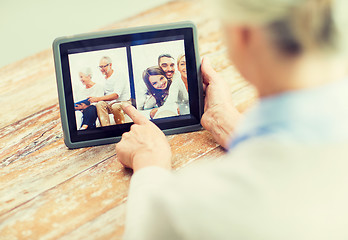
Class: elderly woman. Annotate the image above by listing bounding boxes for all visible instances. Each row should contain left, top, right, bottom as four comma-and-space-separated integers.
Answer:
74, 67, 103, 130
117, 0, 348, 239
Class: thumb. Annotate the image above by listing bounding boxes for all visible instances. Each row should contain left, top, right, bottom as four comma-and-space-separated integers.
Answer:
201, 57, 218, 85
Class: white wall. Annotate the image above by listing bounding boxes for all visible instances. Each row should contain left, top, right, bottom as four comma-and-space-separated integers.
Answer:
0, 0, 169, 68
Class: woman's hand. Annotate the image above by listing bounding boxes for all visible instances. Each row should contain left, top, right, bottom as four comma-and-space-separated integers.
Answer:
88, 96, 101, 103
201, 57, 242, 149
116, 103, 172, 172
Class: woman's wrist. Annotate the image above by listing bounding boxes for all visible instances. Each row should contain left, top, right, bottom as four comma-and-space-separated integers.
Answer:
132, 151, 172, 172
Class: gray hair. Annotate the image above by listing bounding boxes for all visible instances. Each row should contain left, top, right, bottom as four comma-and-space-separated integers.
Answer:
79, 67, 93, 78
213, 0, 348, 55
100, 56, 112, 64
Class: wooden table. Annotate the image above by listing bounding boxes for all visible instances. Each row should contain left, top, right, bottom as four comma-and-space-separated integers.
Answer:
0, 0, 257, 238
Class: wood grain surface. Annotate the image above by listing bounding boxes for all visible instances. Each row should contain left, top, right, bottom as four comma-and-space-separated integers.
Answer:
0, 0, 257, 239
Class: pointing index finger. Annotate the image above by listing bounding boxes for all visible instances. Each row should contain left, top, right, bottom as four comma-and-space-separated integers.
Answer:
122, 103, 149, 125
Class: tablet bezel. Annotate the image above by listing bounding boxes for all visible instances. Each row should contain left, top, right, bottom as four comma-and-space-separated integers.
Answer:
53, 21, 203, 149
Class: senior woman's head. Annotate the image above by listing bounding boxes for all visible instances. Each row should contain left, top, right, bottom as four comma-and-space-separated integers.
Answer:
213, 0, 348, 96
78, 67, 93, 87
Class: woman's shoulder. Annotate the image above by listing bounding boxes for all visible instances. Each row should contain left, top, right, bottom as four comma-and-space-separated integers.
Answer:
144, 94, 157, 109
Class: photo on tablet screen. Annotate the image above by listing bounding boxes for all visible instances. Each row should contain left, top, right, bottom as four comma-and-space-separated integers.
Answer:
68, 47, 133, 131
131, 39, 190, 120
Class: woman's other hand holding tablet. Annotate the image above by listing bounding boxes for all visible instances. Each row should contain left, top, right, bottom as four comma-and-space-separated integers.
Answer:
201, 57, 242, 149
116, 103, 172, 172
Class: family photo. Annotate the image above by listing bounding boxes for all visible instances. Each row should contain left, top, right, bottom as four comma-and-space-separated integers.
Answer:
68, 47, 132, 130
131, 39, 190, 119
69, 40, 190, 131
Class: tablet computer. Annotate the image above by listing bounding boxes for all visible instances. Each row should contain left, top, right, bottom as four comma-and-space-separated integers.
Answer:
53, 21, 203, 149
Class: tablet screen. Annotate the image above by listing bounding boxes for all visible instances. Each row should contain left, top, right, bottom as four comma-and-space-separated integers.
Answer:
56, 25, 201, 145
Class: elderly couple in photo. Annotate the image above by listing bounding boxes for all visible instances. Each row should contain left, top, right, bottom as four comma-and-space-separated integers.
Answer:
141, 54, 189, 119
75, 56, 130, 130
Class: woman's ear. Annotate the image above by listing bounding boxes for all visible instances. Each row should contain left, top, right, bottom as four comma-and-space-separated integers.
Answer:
225, 25, 250, 49
224, 23, 276, 91
224, 24, 254, 79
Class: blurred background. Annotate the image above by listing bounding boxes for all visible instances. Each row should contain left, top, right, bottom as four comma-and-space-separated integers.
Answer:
0, 0, 170, 68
